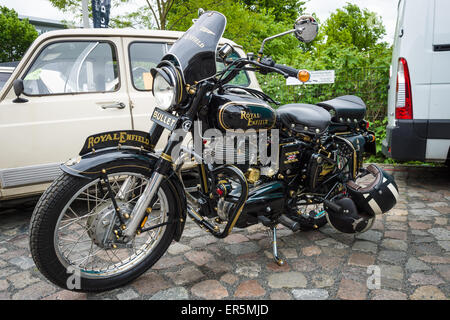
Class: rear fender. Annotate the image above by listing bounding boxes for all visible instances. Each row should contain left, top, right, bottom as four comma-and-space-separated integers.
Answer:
61, 147, 187, 241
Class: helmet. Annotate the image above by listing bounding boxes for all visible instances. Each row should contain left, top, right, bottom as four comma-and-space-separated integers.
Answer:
324, 164, 398, 234
325, 197, 374, 234
346, 164, 399, 217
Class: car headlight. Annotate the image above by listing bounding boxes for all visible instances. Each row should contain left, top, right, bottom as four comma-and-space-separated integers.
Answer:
153, 69, 176, 110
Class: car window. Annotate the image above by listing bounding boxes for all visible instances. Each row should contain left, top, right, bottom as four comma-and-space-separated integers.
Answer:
166, 43, 250, 87
23, 41, 119, 95
0, 72, 11, 91
129, 42, 166, 91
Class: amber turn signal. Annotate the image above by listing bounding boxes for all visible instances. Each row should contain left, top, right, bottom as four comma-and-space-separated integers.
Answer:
297, 70, 310, 83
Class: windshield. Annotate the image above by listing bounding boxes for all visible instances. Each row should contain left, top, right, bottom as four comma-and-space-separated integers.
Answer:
162, 11, 226, 85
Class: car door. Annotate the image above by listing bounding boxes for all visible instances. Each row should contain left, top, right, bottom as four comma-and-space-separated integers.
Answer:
0, 37, 132, 191
121, 38, 170, 149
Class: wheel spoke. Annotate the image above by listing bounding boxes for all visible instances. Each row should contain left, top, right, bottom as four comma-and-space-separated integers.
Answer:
54, 172, 169, 278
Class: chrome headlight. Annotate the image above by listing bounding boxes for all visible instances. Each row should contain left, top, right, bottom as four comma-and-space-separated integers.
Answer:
153, 71, 175, 110
151, 64, 183, 110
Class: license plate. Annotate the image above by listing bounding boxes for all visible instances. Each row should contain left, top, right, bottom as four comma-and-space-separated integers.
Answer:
151, 108, 178, 131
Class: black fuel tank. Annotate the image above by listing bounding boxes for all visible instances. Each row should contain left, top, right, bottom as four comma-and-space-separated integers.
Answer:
208, 93, 276, 132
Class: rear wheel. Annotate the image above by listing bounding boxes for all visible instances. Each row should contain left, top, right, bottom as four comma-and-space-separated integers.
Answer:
29, 167, 179, 292
287, 202, 328, 231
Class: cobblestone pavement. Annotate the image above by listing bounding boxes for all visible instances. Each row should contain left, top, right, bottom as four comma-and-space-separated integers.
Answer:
0, 165, 449, 300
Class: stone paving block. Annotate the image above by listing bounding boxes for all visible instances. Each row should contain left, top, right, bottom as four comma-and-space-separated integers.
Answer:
234, 280, 266, 298
116, 289, 139, 300
191, 280, 228, 299
267, 272, 307, 289
410, 286, 447, 300
405, 257, 431, 271
166, 266, 205, 286
337, 279, 367, 300
371, 289, 407, 300
292, 289, 329, 300
348, 252, 376, 267
408, 273, 445, 286
378, 250, 407, 265
132, 272, 171, 296
150, 287, 189, 300
352, 240, 378, 253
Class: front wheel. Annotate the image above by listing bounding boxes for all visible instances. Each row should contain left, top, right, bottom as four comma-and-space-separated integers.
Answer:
29, 167, 179, 292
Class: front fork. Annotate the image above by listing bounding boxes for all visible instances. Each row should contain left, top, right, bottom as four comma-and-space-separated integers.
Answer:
122, 126, 186, 239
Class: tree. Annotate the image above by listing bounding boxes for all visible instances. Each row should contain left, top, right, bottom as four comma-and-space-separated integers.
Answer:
323, 3, 386, 50
0, 6, 38, 63
48, 0, 177, 29
167, 0, 304, 58
240, 0, 306, 23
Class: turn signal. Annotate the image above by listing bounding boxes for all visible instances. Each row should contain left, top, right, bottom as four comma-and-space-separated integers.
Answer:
297, 70, 310, 83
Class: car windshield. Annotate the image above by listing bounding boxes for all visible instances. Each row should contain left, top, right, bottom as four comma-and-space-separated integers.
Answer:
162, 11, 226, 85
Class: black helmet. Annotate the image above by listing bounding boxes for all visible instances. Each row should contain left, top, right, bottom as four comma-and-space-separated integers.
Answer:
325, 197, 374, 234
324, 164, 398, 234
346, 164, 399, 217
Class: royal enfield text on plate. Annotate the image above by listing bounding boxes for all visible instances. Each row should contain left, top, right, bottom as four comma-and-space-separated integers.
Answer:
151, 107, 179, 131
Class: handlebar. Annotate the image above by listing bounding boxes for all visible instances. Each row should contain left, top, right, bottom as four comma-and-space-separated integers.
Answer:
273, 64, 300, 78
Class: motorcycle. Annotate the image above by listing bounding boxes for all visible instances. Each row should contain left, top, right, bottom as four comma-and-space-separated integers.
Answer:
29, 11, 399, 292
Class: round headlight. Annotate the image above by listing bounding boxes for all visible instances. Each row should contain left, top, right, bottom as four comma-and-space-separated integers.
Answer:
153, 71, 176, 110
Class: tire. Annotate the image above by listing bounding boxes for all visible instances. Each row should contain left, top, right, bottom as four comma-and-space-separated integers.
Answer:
29, 166, 179, 292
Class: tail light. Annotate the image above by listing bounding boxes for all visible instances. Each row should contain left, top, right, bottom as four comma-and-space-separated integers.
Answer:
395, 57, 413, 119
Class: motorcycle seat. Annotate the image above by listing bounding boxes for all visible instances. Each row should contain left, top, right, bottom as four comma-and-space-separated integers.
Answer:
316, 95, 366, 124
277, 103, 331, 135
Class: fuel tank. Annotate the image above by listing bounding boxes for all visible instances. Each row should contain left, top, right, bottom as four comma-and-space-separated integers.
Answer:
207, 92, 277, 132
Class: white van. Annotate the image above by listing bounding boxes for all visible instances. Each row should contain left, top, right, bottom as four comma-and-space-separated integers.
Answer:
0, 29, 259, 203
382, 0, 450, 164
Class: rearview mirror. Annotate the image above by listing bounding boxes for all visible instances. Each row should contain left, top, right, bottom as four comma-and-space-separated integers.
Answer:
294, 15, 318, 43
12, 79, 28, 103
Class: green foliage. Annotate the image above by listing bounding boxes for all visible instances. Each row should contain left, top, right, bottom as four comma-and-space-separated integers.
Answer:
239, 0, 306, 23
0, 6, 38, 63
323, 3, 387, 50
167, 0, 303, 56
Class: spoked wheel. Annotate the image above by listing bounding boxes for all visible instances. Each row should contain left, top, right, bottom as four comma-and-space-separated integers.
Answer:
30, 167, 179, 292
288, 201, 328, 231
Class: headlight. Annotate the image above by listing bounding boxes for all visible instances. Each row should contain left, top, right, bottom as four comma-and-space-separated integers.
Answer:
153, 70, 176, 110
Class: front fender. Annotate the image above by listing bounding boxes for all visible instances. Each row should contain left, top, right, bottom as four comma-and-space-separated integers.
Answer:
61, 147, 187, 241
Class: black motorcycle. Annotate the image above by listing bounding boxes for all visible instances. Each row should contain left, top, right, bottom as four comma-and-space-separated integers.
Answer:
29, 11, 398, 292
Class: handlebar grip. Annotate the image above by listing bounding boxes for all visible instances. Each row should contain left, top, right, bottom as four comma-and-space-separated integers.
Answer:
273, 64, 299, 78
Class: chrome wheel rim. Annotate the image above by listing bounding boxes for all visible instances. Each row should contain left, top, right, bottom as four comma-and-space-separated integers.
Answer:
54, 172, 168, 279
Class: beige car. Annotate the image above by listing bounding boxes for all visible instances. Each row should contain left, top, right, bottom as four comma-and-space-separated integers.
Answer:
0, 29, 260, 203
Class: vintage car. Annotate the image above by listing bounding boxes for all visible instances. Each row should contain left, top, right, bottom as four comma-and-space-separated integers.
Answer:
0, 28, 259, 204
0, 66, 15, 91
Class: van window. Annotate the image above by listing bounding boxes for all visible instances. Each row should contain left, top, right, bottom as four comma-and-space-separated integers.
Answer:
23, 41, 119, 95
129, 42, 166, 91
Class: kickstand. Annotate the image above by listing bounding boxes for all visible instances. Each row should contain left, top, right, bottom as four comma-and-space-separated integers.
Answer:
269, 225, 284, 266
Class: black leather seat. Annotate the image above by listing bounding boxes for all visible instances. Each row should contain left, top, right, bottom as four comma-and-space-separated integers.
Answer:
277, 103, 331, 134
316, 95, 366, 124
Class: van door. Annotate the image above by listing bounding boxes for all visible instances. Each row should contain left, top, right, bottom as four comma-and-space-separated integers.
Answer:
427, 0, 450, 160
0, 37, 132, 192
